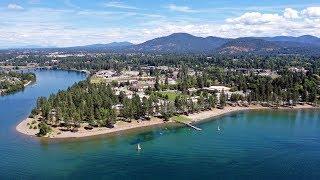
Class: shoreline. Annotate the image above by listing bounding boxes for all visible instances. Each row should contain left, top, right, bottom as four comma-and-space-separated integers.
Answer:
16, 104, 318, 139
24, 80, 33, 87
1, 80, 35, 96
16, 117, 166, 139
0, 65, 91, 75
188, 105, 268, 123
187, 105, 314, 123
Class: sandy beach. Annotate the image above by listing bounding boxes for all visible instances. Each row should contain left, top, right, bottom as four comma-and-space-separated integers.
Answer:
16, 104, 318, 139
16, 117, 165, 138
189, 104, 319, 122
188, 105, 268, 122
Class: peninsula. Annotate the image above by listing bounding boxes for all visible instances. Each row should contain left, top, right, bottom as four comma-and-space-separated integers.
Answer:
15, 65, 319, 138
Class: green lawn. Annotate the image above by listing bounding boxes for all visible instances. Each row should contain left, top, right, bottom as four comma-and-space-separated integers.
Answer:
171, 115, 191, 123
158, 91, 181, 101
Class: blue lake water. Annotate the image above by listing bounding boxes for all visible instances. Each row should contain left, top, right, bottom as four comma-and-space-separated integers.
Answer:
0, 70, 320, 179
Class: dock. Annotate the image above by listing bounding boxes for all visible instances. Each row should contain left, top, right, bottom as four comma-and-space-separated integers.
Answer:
178, 121, 202, 131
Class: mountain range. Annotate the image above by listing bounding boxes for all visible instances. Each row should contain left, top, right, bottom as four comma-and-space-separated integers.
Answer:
127, 33, 230, 53
125, 33, 320, 55
7, 33, 320, 55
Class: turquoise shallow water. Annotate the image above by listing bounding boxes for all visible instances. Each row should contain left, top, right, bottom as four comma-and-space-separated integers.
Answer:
0, 70, 320, 179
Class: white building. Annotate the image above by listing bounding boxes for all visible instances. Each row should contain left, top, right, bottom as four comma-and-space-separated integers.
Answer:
203, 86, 231, 93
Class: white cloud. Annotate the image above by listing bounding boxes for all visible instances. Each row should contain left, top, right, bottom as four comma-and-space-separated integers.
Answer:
226, 12, 284, 25
7, 3, 24, 10
301, 7, 320, 18
104, 1, 138, 10
167, 4, 198, 13
1, 5, 320, 48
284, 8, 299, 19
223, 9, 320, 38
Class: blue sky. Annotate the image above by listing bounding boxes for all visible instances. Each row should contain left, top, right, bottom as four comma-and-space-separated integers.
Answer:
1, 0, 320, 48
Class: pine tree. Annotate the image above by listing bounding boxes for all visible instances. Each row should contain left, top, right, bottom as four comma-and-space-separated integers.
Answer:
220, 90, 227, 108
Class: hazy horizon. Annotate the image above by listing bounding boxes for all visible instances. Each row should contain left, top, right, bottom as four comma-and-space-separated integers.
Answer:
2, 33, 320, 50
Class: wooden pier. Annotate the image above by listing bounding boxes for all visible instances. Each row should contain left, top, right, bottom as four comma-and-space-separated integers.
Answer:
179, 122, 202, 131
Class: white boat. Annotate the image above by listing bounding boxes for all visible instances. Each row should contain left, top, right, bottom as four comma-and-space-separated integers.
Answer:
218, 126, 220, 131
137, 143, 142, 150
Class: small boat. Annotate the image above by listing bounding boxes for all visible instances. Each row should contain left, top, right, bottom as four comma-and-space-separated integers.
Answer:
217, 126, 220, 131
137, 143, 142, 150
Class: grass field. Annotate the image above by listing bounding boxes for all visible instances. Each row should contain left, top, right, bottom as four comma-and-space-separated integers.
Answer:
171, 115, 191, 123
158, 91, 182, 101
